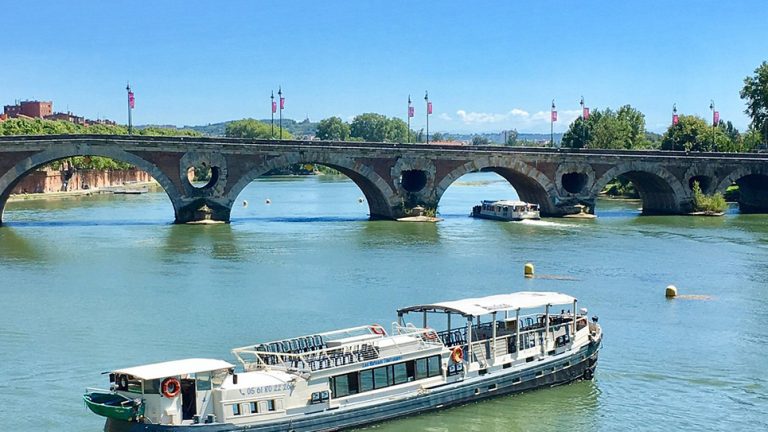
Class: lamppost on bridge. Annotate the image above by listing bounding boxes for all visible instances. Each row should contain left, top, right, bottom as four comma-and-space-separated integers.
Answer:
672, 103, 678, 126
550, 99, 557, 147
270, 91, 276, 138
425, 91, 432, 144
710, 100, 718, 151
126, 82, 134, 135
407, 95, 414, 143
278, 86, 284, 140
579, 96, 589, 148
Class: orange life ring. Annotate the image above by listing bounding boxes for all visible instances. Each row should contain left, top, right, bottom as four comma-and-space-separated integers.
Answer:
370, 325, 385, 336
451, 346, 463, 363
161, 377, 181, 398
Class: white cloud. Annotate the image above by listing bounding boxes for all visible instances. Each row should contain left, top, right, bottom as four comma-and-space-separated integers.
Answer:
454, 108, 582, 133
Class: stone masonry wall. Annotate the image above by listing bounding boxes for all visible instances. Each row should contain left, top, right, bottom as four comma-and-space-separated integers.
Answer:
12, 168, 153, 194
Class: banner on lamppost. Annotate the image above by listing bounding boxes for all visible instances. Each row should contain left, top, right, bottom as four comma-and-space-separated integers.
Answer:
582, 107, 590, 120
713, 111, 719, 125
408, 106, 414, 118
673, 114, 679, 125
128, 91, 135, 109
272, 100, 277, 114
427, 101, 432, 115
280, 96, 285, 110
551, 110, 557, 122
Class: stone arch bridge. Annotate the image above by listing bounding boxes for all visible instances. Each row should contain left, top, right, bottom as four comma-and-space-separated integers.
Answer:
1, 134, 767, 224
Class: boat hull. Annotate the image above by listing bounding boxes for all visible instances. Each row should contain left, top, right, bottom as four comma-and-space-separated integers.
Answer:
104, 340, 600, 432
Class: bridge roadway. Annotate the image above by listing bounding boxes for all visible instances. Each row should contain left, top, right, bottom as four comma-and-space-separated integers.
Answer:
1, 134, 768, 224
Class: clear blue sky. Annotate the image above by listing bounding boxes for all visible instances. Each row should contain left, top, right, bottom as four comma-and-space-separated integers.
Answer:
3, 1, 767, 134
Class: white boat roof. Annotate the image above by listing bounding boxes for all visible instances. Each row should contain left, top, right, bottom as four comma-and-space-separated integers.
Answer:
113, 358, 234, 380
397, 291, 576, 318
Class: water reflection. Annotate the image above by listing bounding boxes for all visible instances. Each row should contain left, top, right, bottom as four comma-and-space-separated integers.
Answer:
0, 227, 46, 263
360, 220, 441, 247
162, 224, 243, 261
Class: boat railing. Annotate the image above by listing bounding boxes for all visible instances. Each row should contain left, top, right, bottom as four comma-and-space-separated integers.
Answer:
233, 340, 381, 373
391, 323, 447, 348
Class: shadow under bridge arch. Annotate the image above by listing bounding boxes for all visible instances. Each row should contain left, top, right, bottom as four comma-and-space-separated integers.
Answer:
225, 153, 399, 220
0, 145, 182, 225
591, 163, 687, 214
434, 160, 557, 216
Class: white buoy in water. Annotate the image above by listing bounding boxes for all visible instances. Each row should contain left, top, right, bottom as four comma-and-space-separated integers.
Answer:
265, 198, 271, 205
358, 197, 364, 203
665, 285, 678, 298
243, 200, 248, 207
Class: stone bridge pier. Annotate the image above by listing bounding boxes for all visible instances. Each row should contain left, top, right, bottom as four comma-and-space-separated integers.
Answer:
2, 136, 768, 225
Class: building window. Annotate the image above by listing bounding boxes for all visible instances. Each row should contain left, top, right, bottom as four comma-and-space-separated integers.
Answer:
231, 404, 241, 416
249, 402, 258, 414
267, 400, 276, 411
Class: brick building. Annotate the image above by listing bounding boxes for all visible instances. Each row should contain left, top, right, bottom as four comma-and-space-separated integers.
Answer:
3, 100, 53, 118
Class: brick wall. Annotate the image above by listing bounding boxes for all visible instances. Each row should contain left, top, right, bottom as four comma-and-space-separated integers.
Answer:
12, 168, 153, 194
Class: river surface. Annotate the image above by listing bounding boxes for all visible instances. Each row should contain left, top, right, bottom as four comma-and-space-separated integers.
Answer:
1, 172, 766, 431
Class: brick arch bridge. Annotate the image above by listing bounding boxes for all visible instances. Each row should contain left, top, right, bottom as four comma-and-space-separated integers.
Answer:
1, 135, 767, 225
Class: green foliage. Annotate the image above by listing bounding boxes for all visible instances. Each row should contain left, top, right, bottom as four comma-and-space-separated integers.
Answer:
225, 118, 293, 139
471, 135, 491, 145
349, 113, 414, 143
316, 116, 350, 141
561, 105, 648, 149
660, 115, 729, 152
740, 61, 768, 146
505, 129, 519, 146
691, 180, 727, 213
602, 178, 638, 198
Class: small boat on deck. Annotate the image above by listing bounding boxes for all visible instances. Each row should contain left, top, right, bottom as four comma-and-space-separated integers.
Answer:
471, 200, 541, 221
85, 291, 602, 431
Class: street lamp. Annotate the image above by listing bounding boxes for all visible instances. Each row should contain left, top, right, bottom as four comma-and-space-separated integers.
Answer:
270, 91, 275, 138
407, 95, 413, 143
710, 100, 716, 151
278, 86, 284, 139
551, 99, 557, 147
424, 91, 430, 144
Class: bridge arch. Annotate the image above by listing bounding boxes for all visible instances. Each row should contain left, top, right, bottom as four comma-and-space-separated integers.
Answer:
434, 156, 558, 215
715, 166, 768, 213
0, 145, 181, 225
592, 161, 688, 214
225, 151, 399, 219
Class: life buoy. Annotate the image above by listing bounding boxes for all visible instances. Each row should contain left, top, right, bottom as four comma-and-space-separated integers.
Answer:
161, 377, 181, 398
450, 346, 463, 363
370, 325, 385, 336
424, 330, 438, 340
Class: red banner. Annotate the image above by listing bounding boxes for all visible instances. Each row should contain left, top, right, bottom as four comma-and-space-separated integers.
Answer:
272, 101, 277, 114
673, 114, 679, 125
280, 97, 285, 110
128, 91, 135, 109
427, 101, 432, 115
408, 106, 414, 118
713, 111, 719, 125
583, 107, 590, 120
551, 110, 558, 122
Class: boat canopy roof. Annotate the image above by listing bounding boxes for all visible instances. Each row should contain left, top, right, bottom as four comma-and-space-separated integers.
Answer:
397, 291, 576, 318
113, 358, 234, 380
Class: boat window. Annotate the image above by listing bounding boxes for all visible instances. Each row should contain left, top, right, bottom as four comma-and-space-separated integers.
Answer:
393, 363, 408, 385
232, 404, 241, 416
373, 366, 390, 389
428, 356, 441, 377
249, 401, 258, 414
212, 369, 228, 387
330, 371, 359, 398
196, 372, 212, 391
144, 379, 160, 394
415, 358, 429, 380
360, 369, 374, 392
267, 400, 276, 412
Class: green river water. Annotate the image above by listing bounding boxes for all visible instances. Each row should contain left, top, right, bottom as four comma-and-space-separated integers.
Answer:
0, 172, 766, 431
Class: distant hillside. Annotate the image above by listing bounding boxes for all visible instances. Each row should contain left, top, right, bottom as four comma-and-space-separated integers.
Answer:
450, 132, 563, 145
182, 118, 319, 137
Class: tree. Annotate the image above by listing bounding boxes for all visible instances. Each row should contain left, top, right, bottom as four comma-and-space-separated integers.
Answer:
225, 118, 292, 139
349, 113, 410, 143
316, 116, 350, 141
660, 115, 727, 152
504, 129, 519, 146
561, 105, 648, 150
561, 117, 590, 149
740, 61, 768, 146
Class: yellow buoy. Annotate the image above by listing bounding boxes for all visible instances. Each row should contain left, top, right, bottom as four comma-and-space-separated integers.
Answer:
524, 263, 535, 278
665, 285, 678, 298
265, 198, 271, 205
243, 200, 248, 207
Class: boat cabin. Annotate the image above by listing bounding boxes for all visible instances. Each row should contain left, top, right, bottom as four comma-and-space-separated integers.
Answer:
108, 358, 234, 424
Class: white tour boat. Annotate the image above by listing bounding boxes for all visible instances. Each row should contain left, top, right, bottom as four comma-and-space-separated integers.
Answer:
85, 291, 601, 431
471, 200, 541, 221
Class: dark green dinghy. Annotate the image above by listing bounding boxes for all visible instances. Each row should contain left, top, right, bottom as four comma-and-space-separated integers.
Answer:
83, 391, 144, 422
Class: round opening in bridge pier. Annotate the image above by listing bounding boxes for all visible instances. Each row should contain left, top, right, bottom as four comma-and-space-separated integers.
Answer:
561, 172, 588, 194
688, 175, 712, 192
400, 170, 428, 192
186, 164, 220, 189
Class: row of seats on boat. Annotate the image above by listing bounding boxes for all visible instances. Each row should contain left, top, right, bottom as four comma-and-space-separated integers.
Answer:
255, 335, 327, 355
260, 344, 380, 370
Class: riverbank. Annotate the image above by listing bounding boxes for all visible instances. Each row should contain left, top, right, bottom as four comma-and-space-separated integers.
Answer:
8, 180, 160, 202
